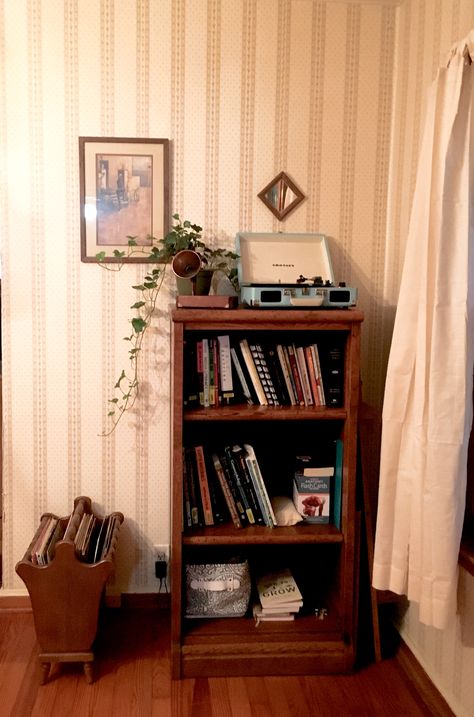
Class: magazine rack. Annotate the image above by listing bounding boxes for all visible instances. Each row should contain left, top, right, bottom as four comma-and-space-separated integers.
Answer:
15, 496, 123, 684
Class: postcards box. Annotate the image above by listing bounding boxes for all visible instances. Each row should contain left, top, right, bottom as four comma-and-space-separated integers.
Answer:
292, 466, 333, 524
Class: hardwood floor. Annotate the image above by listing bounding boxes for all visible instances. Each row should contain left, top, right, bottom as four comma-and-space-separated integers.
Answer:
0, 607, 453, 717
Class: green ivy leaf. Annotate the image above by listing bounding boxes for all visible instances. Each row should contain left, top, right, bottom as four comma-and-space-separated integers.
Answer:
131, 301, 146, 309
108, 398, 119, 403
131, 317, 147, 333
96, 251, 106, 262
132, 284, 146, 291
113, 250, 126, 258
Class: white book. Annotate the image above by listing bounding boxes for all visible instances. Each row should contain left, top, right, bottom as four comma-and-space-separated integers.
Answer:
312, 343, 326, 406
239, 339, 267, 405
230, 347, 254, 404
202, 338, 210, 407
257, 568, 303, 608
253, 604, 295, 625
217, 335, 233, 394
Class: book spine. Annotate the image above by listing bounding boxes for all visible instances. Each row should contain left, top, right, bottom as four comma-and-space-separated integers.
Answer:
333, 439, 344, 529
224, 446, 255, 524
295, 346, 314, 406
230, 347, 253, 404
185, 448, 203, 526
311, 343, 325, 405
211, 453, 242, 528
276, 344, 296, 405
248, 342, 279, 405
264, 344, 291, 405
287, 344, 305, 405
194, 446, 214, 525
202, 339, 210, 408
304, 345, 320, 406
196, 341, 204, 406
239, 339, 268, 405
243, 444, 276, 527
320, 340, 344, 406
232, 445, 265, 525
182, 449, 193, 528
217, 335, 234, 404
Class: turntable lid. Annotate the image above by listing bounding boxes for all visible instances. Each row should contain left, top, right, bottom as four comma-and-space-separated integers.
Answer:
236, 232, 334, 286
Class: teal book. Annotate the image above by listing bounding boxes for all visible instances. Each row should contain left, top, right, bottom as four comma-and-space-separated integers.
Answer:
332, 439, 344, 529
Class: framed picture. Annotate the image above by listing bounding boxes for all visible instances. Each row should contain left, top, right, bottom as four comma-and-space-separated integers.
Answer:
79, 137, 169, 262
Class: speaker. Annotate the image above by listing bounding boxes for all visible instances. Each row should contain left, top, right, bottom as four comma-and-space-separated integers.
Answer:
171, 250, 202, 279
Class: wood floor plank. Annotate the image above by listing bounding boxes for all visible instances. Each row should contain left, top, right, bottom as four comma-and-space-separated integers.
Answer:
0, 607, 454, 717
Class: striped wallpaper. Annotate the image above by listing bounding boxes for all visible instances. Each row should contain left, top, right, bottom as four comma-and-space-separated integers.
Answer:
0, 2, 473, 711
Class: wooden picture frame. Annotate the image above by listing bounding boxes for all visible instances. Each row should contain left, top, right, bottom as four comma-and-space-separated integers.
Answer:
79, 137, 169, 262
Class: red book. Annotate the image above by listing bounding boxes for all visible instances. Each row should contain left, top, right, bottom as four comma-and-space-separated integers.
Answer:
286, 345, 305, 405
194, 446, 214, 525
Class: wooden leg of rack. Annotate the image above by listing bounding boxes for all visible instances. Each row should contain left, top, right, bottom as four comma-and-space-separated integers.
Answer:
83, 662, 94, 684
40, 662, 51, 685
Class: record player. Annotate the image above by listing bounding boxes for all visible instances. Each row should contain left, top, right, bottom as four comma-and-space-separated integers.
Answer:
236, 232, 357, 309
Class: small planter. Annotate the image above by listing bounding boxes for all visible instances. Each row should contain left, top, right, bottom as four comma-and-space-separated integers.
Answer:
176, 269, 214, 296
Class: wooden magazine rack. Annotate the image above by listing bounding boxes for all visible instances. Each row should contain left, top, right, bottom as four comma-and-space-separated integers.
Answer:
15, 496, 123, 684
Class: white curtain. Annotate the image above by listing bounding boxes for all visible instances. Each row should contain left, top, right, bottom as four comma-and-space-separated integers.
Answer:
372, 31, 474, 629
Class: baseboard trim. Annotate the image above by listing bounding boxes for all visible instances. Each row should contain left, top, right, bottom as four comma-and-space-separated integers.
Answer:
0, 592, 170, 612
395, 639, 456, 717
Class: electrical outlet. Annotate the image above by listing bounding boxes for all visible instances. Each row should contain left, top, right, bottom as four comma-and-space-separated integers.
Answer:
154, 544, 170, 593
154, 544, 169, 563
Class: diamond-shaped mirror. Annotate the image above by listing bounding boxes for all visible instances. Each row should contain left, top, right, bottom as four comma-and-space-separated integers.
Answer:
258, 171, 305, 221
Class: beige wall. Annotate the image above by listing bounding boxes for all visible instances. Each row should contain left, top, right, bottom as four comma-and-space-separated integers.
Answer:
0, 0, 398, 592
388, 2, 474, 715
0, 0, 473, 712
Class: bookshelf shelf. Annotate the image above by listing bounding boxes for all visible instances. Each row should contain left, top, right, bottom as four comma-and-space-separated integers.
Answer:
15, 496, 123, 684
184, 404, 347, 421
171, 308, 363, 678
183, 523, 343, 545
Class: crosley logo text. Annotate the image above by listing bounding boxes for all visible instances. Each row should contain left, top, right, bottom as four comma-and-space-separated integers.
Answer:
272, 263, 294, 267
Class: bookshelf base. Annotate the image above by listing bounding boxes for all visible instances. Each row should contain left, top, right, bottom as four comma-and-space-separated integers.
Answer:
178, 638, 353, 678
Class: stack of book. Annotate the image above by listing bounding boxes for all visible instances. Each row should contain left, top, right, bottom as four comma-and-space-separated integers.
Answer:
253, 567, 303, 625
183, 442, 277, 529
72, 512, 121, 563
183, 334, 345, 409
29, 515, 65, 566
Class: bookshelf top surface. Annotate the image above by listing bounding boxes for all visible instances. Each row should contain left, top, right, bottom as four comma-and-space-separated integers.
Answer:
171, 308, 364, 328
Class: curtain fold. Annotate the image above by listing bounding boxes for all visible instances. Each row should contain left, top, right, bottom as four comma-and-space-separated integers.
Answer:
372, 30, 474, 629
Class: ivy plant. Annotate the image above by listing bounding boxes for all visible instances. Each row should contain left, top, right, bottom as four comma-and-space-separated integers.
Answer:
97, 214, 239, 435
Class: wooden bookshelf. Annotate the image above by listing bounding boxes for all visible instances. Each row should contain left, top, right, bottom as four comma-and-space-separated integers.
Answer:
171, 308, 363, 678
15, 496, 123, 684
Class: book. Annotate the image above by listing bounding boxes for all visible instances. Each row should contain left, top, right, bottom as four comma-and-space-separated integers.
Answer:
182, 448, 193, 528
239, 339, 268, 405
230, 346, 255, 405
304, 345, 321, 406
332, 439, 344, 529
295, 345, 314, 406
36, 517, 59, 566
184, 447, 203, 527
276, 344, 296, 405
253, 603, 295, 625
204, 450, 228, 524
319, 339, 344, 406
211, 452, 242, 528
248, 341, 279, 405
224, 445, 255, 524
202, 338, 211, 407
293, 463, 333, 524
264, 344, 292, 405
231, 445, 265, 525
256, 568, 303, 609
183, 339, 199, 407
310, 344, 325, 405
194, 446, 214, 525
217, 335, 234, 404
45, 519, 65, 564
286, 345, 305, 405
242, 443, 276, 527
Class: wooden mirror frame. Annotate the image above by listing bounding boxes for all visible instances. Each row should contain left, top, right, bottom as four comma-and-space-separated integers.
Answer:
257, 171, 305, 221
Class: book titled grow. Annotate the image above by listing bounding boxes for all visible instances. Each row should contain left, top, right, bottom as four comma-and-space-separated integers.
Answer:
256, 567, 303, 609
